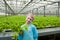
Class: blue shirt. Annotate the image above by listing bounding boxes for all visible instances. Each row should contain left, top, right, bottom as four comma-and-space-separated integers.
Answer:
18, 23, 38, 40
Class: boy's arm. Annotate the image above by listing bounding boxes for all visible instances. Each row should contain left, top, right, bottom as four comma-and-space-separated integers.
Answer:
32, 25, 38, 40
17, 25, 24, 40
17, 34, 23, 40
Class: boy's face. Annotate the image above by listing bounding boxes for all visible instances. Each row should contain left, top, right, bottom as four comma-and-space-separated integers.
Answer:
26, 15, 33, 24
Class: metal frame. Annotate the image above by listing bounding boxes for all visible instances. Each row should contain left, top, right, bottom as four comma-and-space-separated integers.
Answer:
0, 0, 60, 15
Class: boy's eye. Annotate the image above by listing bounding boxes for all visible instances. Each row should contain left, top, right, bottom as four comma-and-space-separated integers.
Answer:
30, 19, 31, 20
28, 18, 30, 19
28, 18, 32, 20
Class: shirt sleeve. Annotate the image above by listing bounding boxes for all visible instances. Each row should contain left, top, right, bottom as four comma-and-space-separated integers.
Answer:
17, 34, 23, 40
32, 25, 38, 40
17, 25, 24, 40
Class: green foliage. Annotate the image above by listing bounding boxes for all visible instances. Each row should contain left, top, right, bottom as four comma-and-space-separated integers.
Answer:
0, 15, 60, 40
0, 15, 60, 32
12, 32, 18, 40
21, 23, 29, 31
32, 16, 60, 28
0, 15, 26, 32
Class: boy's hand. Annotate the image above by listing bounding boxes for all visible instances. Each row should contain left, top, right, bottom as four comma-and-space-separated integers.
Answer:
19, 30, 23, 35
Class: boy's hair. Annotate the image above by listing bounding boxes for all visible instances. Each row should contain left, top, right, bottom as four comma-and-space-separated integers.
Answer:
26, 13, 34, 19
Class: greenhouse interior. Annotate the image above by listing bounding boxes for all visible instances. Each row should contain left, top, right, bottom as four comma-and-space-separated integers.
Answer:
0, 0, 60, 40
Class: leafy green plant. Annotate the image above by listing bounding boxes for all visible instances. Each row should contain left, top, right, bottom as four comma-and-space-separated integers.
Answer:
0, 15, 60, 40
0, 15, 60, 32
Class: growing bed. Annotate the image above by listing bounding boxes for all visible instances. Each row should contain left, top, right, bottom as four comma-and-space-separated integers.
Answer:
0, 15, 60, 40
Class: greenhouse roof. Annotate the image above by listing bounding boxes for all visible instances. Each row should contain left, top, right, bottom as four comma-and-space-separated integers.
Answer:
0, 0, 60, 14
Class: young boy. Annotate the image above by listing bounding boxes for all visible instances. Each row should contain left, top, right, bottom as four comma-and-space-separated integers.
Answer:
18, 13, 38, 40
